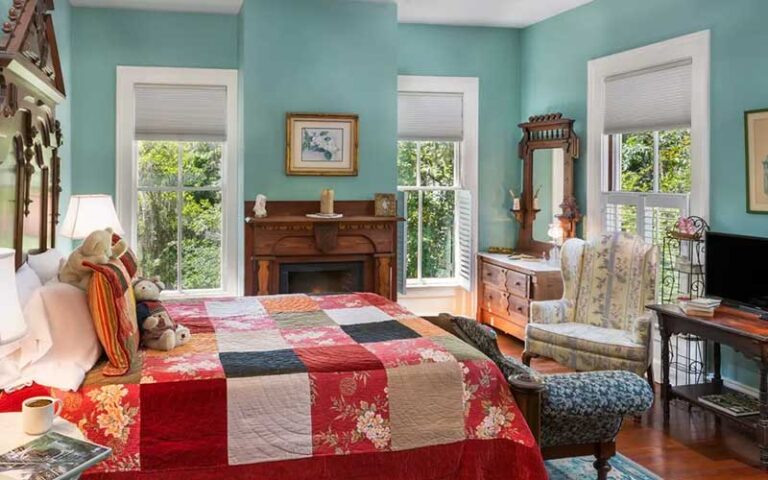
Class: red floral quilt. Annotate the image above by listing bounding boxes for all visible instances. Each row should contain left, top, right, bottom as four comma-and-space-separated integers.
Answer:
0, 293, 546, 480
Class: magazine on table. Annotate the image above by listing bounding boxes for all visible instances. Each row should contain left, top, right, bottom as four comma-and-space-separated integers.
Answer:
0, 432, 110, 480
698, 391, 760, 417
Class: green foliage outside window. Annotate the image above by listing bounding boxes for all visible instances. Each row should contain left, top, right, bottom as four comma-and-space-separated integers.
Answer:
397, 141, 457, 281
619, 129, 691, 194
615, 129, 691, 235
137, 141, 223, 291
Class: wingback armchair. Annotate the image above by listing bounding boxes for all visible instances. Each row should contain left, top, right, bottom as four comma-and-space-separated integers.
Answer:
523, 233, 658, 381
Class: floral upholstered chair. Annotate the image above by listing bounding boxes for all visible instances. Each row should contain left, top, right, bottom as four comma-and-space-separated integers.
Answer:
523, 232, 658, 382
439, 315, 653, 480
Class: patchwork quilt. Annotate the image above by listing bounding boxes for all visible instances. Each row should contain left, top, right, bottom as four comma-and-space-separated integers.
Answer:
0, 293, 546, 480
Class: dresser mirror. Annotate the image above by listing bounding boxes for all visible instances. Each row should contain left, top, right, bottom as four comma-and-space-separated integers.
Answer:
530, 148, 565, 244
514, 114, 581, 257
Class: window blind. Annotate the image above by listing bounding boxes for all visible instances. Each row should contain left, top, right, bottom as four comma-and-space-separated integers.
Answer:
135, 84, 227, 141
398, 92, 463, 141
604, 60, 692, 135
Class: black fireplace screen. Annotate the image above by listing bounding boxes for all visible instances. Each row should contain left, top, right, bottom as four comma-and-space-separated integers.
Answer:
279, 262, 364, 295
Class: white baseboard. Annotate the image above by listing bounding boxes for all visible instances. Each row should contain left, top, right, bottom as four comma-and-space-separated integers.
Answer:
722, 377, 759, 398
652, 359, 759, 398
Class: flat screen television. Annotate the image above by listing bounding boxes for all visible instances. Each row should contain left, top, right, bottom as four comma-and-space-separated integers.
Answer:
705, 232, 768, 314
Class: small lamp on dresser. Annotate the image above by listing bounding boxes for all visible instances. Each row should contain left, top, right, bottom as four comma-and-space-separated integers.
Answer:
60, 194, 124, 240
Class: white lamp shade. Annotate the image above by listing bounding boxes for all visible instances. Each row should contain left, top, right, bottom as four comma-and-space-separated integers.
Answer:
0, 249, 26, 345
60, 195, 124, 240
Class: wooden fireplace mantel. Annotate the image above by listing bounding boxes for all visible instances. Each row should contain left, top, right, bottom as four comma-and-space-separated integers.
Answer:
244, 200, 403, 300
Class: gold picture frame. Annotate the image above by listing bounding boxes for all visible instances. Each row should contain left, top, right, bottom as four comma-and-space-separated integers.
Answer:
744, 108, 768, 214
285, 113, 359, 176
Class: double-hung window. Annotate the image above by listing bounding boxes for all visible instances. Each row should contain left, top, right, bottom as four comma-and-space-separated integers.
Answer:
587, 31, 710, 298
397, 77, 478, 292
600, 61, 693, 245
116, 67, 239, 296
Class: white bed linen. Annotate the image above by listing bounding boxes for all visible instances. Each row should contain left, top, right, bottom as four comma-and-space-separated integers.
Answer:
15, 264, 42, 308
0, 282, 101, 391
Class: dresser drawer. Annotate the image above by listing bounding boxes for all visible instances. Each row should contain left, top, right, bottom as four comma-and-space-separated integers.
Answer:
507, 293, 529, 319
505, 270, 529, 297
481, 262, 507, 286
481, 286, 509, 316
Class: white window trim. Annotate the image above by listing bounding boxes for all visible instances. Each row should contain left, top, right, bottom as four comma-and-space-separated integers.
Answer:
587, 30, 710, 239
116, 66, 241, 296
396, 75, 478, 316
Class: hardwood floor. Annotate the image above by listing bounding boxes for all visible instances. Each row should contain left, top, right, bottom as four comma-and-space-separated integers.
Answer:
496, 333, 766, 479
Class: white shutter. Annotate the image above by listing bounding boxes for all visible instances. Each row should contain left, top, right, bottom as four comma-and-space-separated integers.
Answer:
601, 192, 689, 242
397, 191, 407, 296
398, 92, 463, 141
604, 60, 692, 134
457, 189, 472, 291
135, 84, 227, 141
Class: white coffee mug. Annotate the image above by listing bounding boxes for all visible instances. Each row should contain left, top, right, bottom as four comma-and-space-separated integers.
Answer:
22, 396, 63, 435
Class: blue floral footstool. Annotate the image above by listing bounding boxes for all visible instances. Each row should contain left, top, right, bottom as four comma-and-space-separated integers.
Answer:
440, 315, 654, 480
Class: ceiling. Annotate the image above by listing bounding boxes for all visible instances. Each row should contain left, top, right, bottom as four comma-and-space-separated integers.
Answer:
391, 0, 594, 28
68, 0, 594, 27
68, 0, 243, 15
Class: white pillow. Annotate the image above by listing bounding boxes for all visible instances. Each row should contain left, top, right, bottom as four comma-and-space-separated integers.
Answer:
16, 264, 42, 308
18, 282, 102, 391
27, 249, 64, 284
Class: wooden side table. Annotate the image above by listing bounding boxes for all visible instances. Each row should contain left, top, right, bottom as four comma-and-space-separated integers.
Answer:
649, 304, 768, 468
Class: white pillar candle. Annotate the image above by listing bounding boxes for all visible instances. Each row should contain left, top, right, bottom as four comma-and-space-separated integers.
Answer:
320, 189, 335, 214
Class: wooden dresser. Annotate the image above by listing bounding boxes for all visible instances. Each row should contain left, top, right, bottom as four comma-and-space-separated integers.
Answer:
476, 253, 564, 341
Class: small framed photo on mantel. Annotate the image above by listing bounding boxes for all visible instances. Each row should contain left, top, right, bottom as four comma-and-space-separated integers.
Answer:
745, 108, 768, 213
286, 113, 359, 176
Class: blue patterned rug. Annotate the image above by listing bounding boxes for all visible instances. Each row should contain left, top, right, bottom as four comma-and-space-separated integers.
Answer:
546, 453, 662, 479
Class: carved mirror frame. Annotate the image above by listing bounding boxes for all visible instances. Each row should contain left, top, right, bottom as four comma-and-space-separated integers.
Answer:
514, 113, 581, 257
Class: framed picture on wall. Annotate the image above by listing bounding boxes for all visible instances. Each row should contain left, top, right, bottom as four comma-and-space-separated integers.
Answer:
745, 109, 768, 213
285, 113, 359, 176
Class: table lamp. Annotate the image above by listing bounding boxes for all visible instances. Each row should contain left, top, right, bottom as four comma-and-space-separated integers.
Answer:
60, 194, 124, 240
0, 249, 26, 346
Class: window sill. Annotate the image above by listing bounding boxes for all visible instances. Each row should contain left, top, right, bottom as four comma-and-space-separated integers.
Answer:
160, 290, 236, 301
401, 283, 463, 300
406, 279, 461, 289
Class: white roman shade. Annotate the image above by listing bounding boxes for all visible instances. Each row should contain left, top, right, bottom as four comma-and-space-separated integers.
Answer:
135, 84, 227, 141
398, 92, 463, 141
603, 59, 692, 135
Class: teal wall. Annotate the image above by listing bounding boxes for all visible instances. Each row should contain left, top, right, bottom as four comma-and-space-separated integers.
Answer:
398, 25, 521, 250
240, 0, 398, 201
520, 0, 768, 388
53, 0, 71, 249
70, 7, 239, 196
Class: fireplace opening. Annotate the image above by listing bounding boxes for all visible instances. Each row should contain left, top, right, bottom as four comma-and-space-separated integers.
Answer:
279, 262, 364, 295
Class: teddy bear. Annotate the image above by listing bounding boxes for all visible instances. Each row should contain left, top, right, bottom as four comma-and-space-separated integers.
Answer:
133, 276, 192, 351
59, 227, 128, 290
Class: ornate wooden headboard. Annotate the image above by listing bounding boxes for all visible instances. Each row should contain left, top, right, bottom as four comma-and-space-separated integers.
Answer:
0, 0, 66, 269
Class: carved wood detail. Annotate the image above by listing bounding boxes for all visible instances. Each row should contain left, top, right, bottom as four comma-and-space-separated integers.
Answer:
375, 255, 392, 300
515, 113, 582, 256
0, 0, 65, 269
244, 201, 403, 301
257, 260, 271, 296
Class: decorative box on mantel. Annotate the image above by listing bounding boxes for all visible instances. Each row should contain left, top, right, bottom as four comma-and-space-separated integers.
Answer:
244, 200, 403, 301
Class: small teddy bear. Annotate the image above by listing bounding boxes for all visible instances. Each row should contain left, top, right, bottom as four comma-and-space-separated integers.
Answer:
133, 276, 192, 351
59, 227, 128, 290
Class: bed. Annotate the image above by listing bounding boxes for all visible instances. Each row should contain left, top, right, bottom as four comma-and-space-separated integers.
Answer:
1, 292, 547, 480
